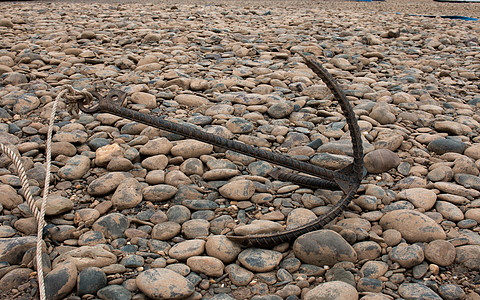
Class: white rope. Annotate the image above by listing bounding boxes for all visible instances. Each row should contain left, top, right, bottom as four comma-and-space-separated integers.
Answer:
0, 86, 92, 300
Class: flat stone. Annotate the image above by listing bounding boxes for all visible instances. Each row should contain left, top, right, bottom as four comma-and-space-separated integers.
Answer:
0, 236, 36, 264
389, 243, 425, 268
293, 230, 357, 267
77, 266, 107, 296
52, 244, 117, 271
205, 235, 242, 264
44, 262, 77, 300
92, 213, 130, 239
111, 177, 143, 209
35, 194, 73, 216
428, 139, 466, 155
397, 188, 437, 210
169, 239, 205, 261
219, 180, 255, 200
140, 137, 173, 156
0, 184, 23, 209
87, 172, 131, 196
97, 285, 132, 300
238, 248, 283, 272
174, 94, 210, 106
143, 184, 178, 202
380, 209, 446, 243
187, 256, 224, 277
424, 240, 456, 267
398, 283, 442, 300
136, 268, 194, 299
152, 221, 181, 240
304, 281, 358, 300
170, 139, 213, 158
58, 155, 90, 180
364, 149, 401, 174
0, 268, 32, 292
225, 264, 254, 286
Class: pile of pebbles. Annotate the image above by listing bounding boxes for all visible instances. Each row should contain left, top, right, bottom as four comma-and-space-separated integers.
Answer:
0, 1, 480, 300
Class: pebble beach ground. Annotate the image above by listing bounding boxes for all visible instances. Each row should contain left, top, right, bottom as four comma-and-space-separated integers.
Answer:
0, 0, 480, 299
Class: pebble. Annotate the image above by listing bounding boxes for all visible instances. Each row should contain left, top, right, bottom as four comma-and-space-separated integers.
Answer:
45, 262, 77, 300
397, 188, 437, 210
424, 240, 456, 266
293, 230, 357, 267
111, 177, 143, 209
363, 149, 401, 174
52, 245, 117, 271
427, 139, 466, 155
97, 285, 132, 300
77, 267, 107, 296
0, 268, 32, 292
136, 268, 195, 299
238, 248, 283, 272
380, 209, 446, 243
398, 283, 442, 300
187, 256, 224, 277
1, 2, 479, 299
304, 281, 358, 300
389, 243, 425, 268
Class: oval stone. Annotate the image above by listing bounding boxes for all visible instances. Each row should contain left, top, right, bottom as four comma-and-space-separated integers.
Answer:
293, 230, 357, 267
136, 268, 194, 300
380, 209, 446, 243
